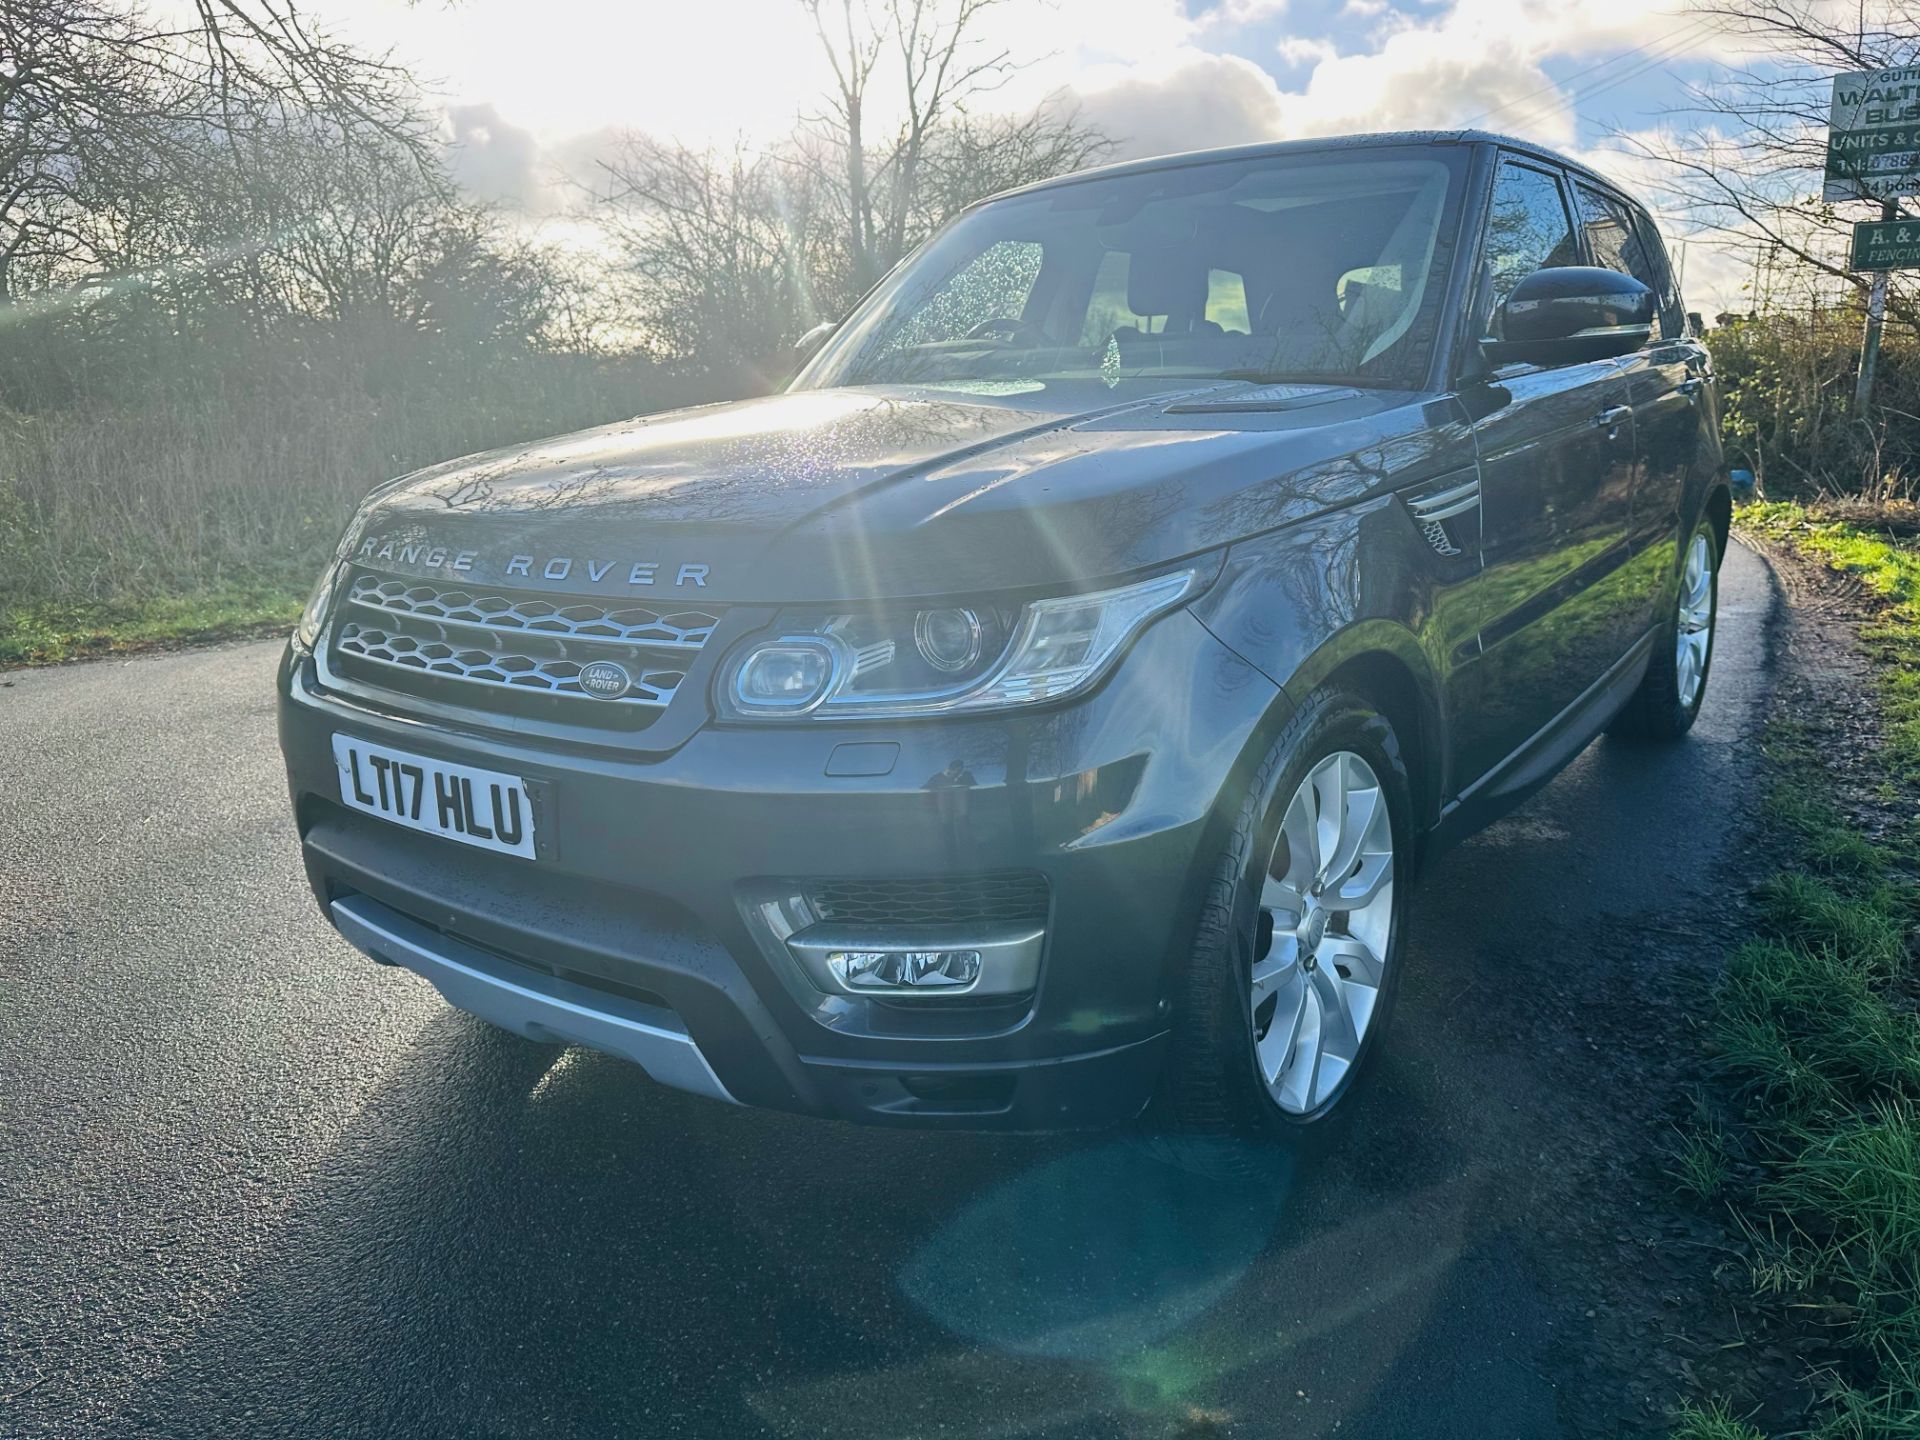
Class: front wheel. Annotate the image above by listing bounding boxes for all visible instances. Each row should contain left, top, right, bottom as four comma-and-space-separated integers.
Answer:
1611, 519, 1719, 739
1155, 687, 1414, 1151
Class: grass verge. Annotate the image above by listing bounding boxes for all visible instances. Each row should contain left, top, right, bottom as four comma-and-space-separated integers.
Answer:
0, 356, 724, 670
1677, 504, 1920, 1438
0, 583, 305, 667
1744, 501, 1920, 781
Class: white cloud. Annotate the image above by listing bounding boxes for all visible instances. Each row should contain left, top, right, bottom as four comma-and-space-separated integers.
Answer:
1274, 35, 1339, 68
994, 0, 1201, 73
1054, 0, 1761, 311
310, 0, 830, 142
1071, 50, 1290, 158
1570, 130, 1759, 315
1194, 0, 1292, 29
1064, 0, 1710, 162
443, 104, 548, 212
1284, 32, 1573, 140
1278, 0, 1700, 144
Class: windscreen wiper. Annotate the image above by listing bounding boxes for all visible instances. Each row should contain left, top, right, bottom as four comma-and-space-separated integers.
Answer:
1212, 369, 1391, 390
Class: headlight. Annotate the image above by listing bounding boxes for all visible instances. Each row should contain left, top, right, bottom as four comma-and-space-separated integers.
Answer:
716, 568, 1202, 720
293, 561, 343, 653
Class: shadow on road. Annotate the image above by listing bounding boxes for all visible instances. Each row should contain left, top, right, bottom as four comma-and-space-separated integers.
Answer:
116, 1001, 1535, 1440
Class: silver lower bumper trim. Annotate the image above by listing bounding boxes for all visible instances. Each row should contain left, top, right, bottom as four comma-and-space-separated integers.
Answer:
330, 894, 736, 1105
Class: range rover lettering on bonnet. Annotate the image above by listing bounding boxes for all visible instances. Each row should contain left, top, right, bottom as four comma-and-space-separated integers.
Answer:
353, 536, 712, 588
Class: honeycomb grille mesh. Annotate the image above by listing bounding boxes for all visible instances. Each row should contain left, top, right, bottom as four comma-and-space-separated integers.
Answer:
346, 575, 719, 648
809, 874, 1050, 927
336, 623, 686, 706
329, 570, 723, 719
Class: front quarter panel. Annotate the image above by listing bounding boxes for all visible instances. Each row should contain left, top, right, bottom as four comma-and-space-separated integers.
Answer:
1186, 400, 1478, 825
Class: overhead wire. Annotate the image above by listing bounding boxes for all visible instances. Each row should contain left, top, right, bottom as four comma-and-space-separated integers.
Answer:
1462, 16, 1718, 136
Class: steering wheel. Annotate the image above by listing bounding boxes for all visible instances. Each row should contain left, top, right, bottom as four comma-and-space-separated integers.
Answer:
965, 316, 1049, 345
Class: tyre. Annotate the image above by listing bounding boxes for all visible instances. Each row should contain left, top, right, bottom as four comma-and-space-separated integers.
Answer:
1610, 517, 1719, 740
1153, 686, 1414, 1159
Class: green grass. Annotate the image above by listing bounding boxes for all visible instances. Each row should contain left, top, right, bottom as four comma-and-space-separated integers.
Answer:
1713, 936, 1920, 1117
1744, 501, 1920, 779
0, 349, 717, 669
1673, 506, 1920, 1438
0, 582, 305, 666
1672, 1400, 1768, 1440
1670, 1120, 1732, 1201
1755, 871, 1908, 971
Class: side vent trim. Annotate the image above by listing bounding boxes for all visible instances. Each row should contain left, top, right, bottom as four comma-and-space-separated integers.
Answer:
1404, 473, 1482, 560
1407, 477, 1481, 523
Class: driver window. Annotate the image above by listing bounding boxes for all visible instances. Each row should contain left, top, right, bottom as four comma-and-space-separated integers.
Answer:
881, 240, 1045, 354
1483, 161, 1577, 339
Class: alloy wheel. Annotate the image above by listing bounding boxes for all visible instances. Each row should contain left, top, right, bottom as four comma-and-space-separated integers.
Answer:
1676, 532, 1715, 709
1251, 750, 1396, 1115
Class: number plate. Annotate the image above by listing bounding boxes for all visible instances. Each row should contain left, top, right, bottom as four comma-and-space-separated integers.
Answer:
331, 735, 536, 859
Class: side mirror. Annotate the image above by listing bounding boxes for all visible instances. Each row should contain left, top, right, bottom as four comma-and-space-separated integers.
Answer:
1484, 267, 1654, 367
791, 320, 838, 370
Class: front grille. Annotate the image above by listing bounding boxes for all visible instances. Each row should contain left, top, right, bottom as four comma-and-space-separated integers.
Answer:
809, 873, 1050, 928
336, 623, 690, 706
346, 576, 720, 647
329, 571, 723, 725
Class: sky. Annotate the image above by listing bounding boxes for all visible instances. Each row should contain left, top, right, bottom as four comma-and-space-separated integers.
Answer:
293, 0, 1758, 308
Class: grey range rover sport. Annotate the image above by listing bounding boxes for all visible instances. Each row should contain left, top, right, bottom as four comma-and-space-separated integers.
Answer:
279, 130, 1730, 1138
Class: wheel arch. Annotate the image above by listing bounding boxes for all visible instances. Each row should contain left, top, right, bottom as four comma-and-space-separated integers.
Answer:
1283, 622, 1446, 845
1187, 502, 1460, 871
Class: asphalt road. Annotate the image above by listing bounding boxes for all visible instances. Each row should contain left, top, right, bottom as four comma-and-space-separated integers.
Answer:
1, 545, 1777, 1440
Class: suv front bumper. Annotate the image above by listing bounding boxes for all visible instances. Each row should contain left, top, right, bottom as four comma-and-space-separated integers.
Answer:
278, 610, 1281, 1130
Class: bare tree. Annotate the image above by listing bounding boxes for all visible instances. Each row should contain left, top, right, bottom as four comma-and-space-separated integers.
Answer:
880, 0, 1016, 263
588, 0, 1103, 379
800, 0, 1037, 290
183, 0, 423, 148
597, 135, 828, 379
799, 0, 890, 290
0, 0, 426, 302
1618, 1, 1920, 325
914, 98, 1110, 228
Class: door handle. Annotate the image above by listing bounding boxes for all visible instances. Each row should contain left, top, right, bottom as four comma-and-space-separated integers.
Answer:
1593, 405, 1633, 436
1676, 377, 1706, 399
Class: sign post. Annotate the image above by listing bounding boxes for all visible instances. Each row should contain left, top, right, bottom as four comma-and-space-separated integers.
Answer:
1856, 202, 1897, 416
1827, 68, 1920, 415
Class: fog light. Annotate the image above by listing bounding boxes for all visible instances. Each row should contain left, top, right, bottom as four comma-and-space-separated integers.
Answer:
826, 948, 984, 990
784, 920, 1041, 998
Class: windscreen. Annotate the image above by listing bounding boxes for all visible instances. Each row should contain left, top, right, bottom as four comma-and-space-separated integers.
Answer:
797, 148, 1466, 395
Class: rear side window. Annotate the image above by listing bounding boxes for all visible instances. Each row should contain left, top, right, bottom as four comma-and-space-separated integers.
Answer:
1632, 209, 1686, 339
1482, 161, 1578, 337
1080, 250, 1149, 343
1573, 184, 1677, 338
1205, 269, 1250, 333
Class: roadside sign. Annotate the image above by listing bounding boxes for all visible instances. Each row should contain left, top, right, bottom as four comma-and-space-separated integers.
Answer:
1853, 217, 1920, 270
1825, 66, 1920, 201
